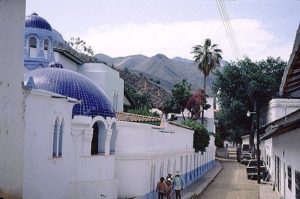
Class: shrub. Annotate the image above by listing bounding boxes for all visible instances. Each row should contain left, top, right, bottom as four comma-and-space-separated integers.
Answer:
181, 119, 210, 153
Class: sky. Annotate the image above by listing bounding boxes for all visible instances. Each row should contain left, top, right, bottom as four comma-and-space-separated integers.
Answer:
26, 0, 300, 61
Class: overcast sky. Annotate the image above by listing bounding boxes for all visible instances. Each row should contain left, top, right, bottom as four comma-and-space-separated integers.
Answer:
26, 0, 300, 61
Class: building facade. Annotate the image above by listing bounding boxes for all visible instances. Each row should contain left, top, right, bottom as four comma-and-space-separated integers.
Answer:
0, 6, 216, 199
260, 25, 300, 199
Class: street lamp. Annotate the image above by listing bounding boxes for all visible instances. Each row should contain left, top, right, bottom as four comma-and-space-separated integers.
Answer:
246, 111, 255, 117
247, 106, 261, 184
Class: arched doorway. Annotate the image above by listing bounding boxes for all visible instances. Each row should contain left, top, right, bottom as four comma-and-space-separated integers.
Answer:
91, 121, 106, 155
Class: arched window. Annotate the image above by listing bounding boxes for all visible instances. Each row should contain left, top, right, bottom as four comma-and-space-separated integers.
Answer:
58, 119, 64, 157
29, 37, 37, 58
44, 39, 50, 59
91, 121, 106, 155
110, 122, 117, 154
52, 117, 59, 157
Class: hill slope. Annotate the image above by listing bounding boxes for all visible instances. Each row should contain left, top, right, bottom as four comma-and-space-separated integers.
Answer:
95, 53, 225, 95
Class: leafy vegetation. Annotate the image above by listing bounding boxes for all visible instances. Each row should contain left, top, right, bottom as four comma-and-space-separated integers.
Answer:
162, 80, 192, 120
214, 132, 224, 148
162, 80, 211, 121
67, 37, 94, 56
128, 107, 160, 118
213, 57, 286, 144
186, 89, 210, 120
181, 119, 210, 153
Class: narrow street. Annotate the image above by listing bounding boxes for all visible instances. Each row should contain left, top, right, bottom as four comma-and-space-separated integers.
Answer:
197, 160, 259, 199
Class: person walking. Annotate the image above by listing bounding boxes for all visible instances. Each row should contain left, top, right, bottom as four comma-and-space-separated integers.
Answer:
165, 178, 173, 199
173, 171, 184, 199
156, 177, 166, 199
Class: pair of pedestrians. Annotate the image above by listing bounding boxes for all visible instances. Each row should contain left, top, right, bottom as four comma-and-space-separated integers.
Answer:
156, 171, 184, 199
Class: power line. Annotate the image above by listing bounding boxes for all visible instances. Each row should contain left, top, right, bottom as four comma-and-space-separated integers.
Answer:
220, 0, 241, 59
216, 0, 237, 59
216, 0, 241, 60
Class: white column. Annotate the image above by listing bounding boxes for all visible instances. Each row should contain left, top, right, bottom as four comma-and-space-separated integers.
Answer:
105, 129, 112, 155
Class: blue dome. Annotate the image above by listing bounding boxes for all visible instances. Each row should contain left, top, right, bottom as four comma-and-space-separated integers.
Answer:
49, 62, 63, 68
25, 13, 52, 31
26, 68, 115, 118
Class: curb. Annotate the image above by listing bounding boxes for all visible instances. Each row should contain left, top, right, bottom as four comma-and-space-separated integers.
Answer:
182, 160, 223, 199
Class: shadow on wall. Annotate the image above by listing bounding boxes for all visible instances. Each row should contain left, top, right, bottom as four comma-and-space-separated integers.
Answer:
0, 190, 21, 199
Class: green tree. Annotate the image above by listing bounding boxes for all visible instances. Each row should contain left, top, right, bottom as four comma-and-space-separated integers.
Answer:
213, 57, 286, 145
192, 38, 222, 124
181, 119, 210, 153
124, 82, 153, 110
67, 37, 94, 56
162, 80, 192, 120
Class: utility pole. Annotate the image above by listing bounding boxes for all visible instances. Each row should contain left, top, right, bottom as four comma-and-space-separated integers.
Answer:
256, 101, 261, 184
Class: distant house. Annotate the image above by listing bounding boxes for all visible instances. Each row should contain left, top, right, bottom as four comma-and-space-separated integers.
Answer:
260, 24, 300, 199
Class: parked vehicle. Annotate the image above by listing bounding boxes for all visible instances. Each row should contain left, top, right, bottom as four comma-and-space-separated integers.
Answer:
246, 159, 266, 180
241, 144, 250, 153
240, 153, 252, 165
236, 147, 242, 162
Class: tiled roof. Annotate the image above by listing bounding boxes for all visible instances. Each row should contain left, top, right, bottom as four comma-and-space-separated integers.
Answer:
280, 24, 300, 96
116, 112, 161, 123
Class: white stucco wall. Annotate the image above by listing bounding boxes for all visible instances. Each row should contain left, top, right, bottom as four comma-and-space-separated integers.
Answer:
24, 90, 118, 199
267, 99, 300, 123
205, 97, 215, 119
79, 63, 124, 112
0, 1, 25, 198
116, 122, 193, 153
23, 90, 75, 199
260, 138, 273, 174
53, 52, 79, 72
272, 128, 300, 199
115, 122, 216, 198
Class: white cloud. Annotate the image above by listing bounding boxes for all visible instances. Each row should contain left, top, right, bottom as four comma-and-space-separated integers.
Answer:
81, 19, 292, 61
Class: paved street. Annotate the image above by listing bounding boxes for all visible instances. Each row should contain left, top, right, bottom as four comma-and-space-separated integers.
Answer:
196, 160, 259, 199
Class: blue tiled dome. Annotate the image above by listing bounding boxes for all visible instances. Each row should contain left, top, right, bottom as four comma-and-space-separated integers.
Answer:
26, 68, 115, 118
49, 62, 63, 68
25, 13, 52, 31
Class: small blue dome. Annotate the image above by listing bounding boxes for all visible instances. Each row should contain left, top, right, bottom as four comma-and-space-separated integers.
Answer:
25, 13, 52, 31
26, 68, 115, 118
49, 62, 63, 68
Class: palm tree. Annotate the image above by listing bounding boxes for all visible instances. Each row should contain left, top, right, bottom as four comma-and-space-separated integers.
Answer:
192, 38, 222, 124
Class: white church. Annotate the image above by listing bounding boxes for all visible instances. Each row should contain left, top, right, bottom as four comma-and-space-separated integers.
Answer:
0, 1, 216, 199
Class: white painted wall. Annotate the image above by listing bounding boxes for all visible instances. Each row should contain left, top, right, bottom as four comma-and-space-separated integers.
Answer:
272, 128, 300, 199
50, 55, 125, 113
267, 99, 300, 123
53, 52, 79, 71
79, 63, 124, 112
0, 1, 25, 198
24, 90, 118, 199
116, 122, 193, 153
205, 97, 215, 119
23, 89, 75, 199
260, 138, 273, 176
116, 122, 216, 198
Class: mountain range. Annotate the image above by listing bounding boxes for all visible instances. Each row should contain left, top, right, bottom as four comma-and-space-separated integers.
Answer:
95, 53, 226, 95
